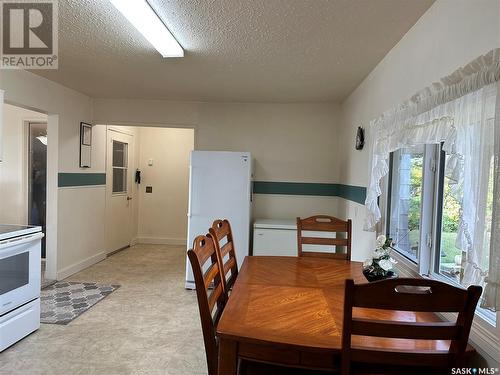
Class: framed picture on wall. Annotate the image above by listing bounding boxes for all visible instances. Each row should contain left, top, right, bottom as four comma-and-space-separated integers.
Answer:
80, 122, 92, 168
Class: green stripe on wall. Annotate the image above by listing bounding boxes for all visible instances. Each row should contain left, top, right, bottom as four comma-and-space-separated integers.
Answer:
253, 181, 338, 196
336, 184, 366, 204
56, 174, 366, 204
58, 173, 106, 187
253, 181, 366, 204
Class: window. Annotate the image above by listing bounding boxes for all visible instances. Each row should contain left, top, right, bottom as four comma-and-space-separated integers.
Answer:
434, 151, 494, 286
387, 145, 424, 262
434, 152, 464, 283
112, 141, 128, 194
366, 54, 500, 358
387, 143, 496, 324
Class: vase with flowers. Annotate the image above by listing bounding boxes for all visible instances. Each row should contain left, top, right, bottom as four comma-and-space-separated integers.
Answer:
362, 235, 398, 282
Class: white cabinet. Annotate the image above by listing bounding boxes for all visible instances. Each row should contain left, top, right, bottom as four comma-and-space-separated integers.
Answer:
252, 218, 339, 256
252, 219, 297, 256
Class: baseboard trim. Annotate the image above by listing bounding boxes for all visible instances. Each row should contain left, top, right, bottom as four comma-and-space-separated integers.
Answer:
107, 245, 130, 257
56, 252, 106, 280
136, 237, 186, 246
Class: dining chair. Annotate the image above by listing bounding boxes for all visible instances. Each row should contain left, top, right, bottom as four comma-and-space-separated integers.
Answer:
187, 233, 228, 375
296, 215, 352, 260
210, 219, 239, 292
188, 234, 319, 375
341, 278, 482, 375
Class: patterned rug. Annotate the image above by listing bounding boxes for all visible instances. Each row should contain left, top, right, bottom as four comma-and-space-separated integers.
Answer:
41, 282, 120, 325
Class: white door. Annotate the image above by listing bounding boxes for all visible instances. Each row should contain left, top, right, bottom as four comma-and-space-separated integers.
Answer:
106, 129, 134, 253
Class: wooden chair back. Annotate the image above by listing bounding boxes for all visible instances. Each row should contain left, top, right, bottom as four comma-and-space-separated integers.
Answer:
341, 278, 482, 375
187, 234, 228, 375
210, 219, 239, 291
296, 215, 352, 260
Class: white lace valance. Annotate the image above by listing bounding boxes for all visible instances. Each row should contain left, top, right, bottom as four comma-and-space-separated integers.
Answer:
365, 48, 500, 230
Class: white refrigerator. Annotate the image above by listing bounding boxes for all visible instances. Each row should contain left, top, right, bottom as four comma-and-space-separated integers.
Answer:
185, 151, 253, 289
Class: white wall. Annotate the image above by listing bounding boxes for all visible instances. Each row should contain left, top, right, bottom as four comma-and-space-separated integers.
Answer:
338, 0, 500, 261
0, 74, 341, 280
98, 108, 339, 245
0, 70, 96, 279
338, 0, 500, 365
93, 100, 342, 221
0, 104, 46, 224
136, 127, 194, 244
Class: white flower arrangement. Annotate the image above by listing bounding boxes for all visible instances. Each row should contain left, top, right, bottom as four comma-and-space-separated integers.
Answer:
363, 235, 397, 281
376, 234, 387, 247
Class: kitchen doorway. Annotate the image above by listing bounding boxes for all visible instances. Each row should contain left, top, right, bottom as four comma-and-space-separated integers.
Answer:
28, 122, 48, 258
0, 102, 56, 285
1, 99, 58, 283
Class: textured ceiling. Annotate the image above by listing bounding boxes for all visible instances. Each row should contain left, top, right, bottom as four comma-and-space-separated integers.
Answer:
33, 0, 434, 102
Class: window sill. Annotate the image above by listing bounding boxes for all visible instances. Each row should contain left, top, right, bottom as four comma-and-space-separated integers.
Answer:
392, 250, 419, 277
392, 252, 500, 365
429, 271, 497, 327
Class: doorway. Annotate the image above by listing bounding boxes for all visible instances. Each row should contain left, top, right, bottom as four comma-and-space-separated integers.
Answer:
0, 102, 57, 283
103, 125, 194, 257
1, 99, 58, 282
28, 122, 48, 258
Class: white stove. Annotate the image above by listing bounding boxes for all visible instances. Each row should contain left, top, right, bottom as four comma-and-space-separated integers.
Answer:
0, 225, 42, 241
0, 224, 43, 352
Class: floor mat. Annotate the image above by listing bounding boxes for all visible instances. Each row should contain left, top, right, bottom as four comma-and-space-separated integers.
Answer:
40, 282, 120, 324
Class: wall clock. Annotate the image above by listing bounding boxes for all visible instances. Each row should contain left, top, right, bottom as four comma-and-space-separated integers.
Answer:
355, 126, 365, 150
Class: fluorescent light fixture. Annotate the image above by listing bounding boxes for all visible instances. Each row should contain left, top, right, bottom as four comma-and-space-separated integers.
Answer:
109, 0, 184, 58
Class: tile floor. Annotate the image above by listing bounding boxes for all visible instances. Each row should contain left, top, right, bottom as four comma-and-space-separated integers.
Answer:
41, 260, 56, 289
0, 244, 207, 375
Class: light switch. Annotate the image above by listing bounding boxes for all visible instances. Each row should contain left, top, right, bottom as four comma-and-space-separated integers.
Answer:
148, 159, 153, 166
146, 186, 153, 193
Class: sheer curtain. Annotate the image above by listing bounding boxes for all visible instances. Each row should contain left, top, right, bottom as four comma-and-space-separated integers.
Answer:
364, 49, 500, 311
483, 82, 500, 311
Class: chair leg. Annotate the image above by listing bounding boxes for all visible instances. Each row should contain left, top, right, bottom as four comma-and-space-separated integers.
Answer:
237, 359, 247, 374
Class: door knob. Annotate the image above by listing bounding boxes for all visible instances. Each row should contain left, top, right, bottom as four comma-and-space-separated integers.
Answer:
127, 196, 133, 201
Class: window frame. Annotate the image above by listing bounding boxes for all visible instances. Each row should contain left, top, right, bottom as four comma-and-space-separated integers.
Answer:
386, 148, 420, 264
382, 143, 499, 362
428, 145, 497, 326
385, 143, 497, 325
386, 144, 439, 274
111, 140, 129, 195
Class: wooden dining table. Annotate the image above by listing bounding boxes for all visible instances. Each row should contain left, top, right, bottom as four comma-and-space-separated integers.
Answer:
216, 256, 460, 374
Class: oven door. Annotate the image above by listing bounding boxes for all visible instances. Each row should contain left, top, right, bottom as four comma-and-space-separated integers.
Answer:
0, 232, 43, 316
